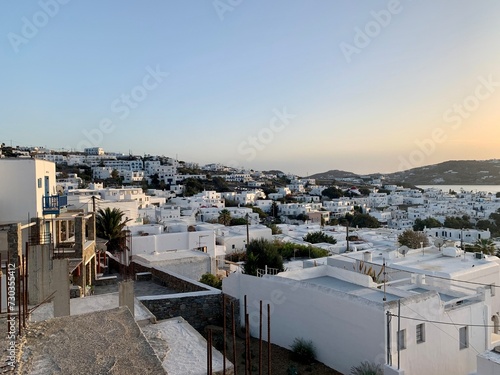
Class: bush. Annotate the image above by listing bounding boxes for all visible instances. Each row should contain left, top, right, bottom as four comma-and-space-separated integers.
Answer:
290, 337, 316, 364
303, 231, 337, 244
350, 361, 383, 375
244, 238, 284, 276
398, 229, 429, 249
199, 273, 222, 289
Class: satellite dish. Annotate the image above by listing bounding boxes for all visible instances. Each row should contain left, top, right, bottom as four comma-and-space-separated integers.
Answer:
399, 246, 409, 257
434, 239, 445, 249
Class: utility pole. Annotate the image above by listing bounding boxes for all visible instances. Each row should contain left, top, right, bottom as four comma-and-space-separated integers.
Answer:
245, 213, 250, 248
346, 224, 350, 252
91, 196, 96, 213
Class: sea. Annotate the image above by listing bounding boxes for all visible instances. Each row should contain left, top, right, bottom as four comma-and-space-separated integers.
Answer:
417, 185, 500, 194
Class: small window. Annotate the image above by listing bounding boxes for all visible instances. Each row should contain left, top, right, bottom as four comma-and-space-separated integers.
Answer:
232, 244, 235, 249
491, 284, 496, 297
38, 178, 42, 188
397, 329, 406, 350
459, 326, 468, 349
416, 323, 425, 343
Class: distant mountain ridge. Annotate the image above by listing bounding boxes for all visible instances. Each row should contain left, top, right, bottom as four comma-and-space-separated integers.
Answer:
308, 160, 500, 185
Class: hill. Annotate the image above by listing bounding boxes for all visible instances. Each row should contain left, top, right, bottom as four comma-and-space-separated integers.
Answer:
385, 159, 500, 185
308, 160, 500, 185
308, 169, 362, 180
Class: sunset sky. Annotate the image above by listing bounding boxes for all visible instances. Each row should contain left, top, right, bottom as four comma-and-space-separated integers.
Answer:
1, 1, 500, 175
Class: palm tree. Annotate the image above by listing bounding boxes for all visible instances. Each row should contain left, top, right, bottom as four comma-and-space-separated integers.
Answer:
471, 238, 496, 255
96, 207, 131, 253
218, 209, 232, 226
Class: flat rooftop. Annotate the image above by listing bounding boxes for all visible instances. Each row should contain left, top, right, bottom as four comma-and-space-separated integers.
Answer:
142, 317, 233, 375
303, 275, 402, 303
19, 307, 166, 375
133, 249, 209, 263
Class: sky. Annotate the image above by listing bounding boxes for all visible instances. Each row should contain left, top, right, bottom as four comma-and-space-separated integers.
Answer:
1, 1, 500, 176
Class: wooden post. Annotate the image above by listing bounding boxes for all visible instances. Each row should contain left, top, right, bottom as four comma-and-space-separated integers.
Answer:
209, 329, 213, 375
223, 294, 226, 375
244, 295, 248, 375
267, 304, 271, 375
21, 256, 25, 330
207, 327, 210, 375
259, 300, 262, 375
232, 301, 237, 375
246, 313, 251, 375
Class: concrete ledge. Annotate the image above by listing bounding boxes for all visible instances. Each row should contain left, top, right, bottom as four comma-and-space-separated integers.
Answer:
95, 275, 118, 286
136, 272, 152, 281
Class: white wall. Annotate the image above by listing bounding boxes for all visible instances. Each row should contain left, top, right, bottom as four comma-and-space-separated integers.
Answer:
223, 273, 385, 375
0, 159, 56, 222
131, 230, 216, 257
223, 272, 489, 375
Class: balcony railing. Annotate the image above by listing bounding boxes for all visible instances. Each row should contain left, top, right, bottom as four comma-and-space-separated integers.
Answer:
43, 195, 68, 215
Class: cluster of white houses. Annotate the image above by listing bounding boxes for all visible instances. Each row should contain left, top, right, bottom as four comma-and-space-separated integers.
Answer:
2, 157, 500, 374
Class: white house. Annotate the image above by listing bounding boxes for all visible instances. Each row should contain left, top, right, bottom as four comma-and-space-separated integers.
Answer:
0, 158, 62, 223
223, 248, 500, 375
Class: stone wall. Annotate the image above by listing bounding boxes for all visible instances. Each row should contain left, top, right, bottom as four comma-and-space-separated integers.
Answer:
151, 268, 207, 293
139, 292, 240, 334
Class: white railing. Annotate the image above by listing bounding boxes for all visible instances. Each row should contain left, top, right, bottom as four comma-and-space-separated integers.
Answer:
257, 266, 281, 277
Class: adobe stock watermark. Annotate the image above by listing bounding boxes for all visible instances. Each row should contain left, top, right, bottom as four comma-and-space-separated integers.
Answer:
76, 65, 169, 151
212, 0, 243, 21
6, 263, 17, 369
398, 74, 499, 171
339, 0, 405, 63
7, 0, 71, 54
236, 107, 296, 162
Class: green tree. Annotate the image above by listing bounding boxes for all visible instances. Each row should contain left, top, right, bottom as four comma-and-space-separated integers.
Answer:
250, 206, 268, 219
398, 229, 429, 249
303, 231, 337, 244
466, 238, 496, 255
218, 209, 232, 226
413, 217, 442, 231
212, 176, 231, 192
96, 207, 131, 253
183, 178, 203, 196
267, 223, 282, 235
351, 213, 380, 228
199, 273, 222, 289
296, 213, 309, 222
358, 187, 371, 196
230, 217, 248, 226
270, 201, 279, 217
244, 238, 284, 276
444, 215, 473, 229
322, 186, 344, 199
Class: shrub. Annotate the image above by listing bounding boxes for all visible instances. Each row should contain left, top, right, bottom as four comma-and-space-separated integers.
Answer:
350, 361, 383, 375
290, 337, 316, 364
199, 273, 222, 289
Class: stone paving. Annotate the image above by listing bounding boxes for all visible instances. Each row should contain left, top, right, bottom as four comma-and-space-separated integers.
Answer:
93, 274, 177, 297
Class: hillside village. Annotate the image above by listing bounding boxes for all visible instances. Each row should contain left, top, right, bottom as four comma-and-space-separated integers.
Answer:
2, 146, 500, 374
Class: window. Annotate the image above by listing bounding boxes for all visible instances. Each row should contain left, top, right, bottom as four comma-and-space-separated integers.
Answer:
38, 178, 42, 188
459, 326, 468, 349
491, 284, 496, 297
397, 329, 406, 350
416, 324, 425, 343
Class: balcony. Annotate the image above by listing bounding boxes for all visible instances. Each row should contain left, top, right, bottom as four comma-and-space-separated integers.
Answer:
43, 195, 68, 215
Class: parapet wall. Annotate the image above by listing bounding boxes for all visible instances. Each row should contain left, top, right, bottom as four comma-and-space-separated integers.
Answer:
133, 263, 240, 333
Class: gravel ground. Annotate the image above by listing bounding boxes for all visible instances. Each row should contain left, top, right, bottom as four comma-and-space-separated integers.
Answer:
15, 307, 165, 375
219, 333, 343, 375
